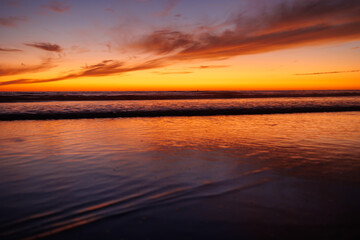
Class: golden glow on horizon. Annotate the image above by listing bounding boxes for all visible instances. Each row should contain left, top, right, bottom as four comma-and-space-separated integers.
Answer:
1, 45, 359, 91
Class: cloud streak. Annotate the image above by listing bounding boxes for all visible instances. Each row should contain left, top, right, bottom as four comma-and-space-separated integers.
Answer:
191, 65, 229, 69
295, 69, 360, 76
0, 16, 27, 27
0, 47, 22, 52
0, 58, 55, 77
24, 42, 63, 52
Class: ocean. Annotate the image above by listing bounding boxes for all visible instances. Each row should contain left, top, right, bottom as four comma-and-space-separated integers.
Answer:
0, 90, 359, 239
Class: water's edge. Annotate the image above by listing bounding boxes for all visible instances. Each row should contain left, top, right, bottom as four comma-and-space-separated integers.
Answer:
1, 106, 360, 121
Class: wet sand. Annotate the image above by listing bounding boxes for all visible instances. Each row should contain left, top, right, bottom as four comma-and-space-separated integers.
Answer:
0, 112, 359, 239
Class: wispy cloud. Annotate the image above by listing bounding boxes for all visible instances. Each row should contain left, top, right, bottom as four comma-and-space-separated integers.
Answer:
105, 8, 115, 13
42, 1, 71, 13
24, 42, 63, 52
0, 59, 167, 85
0, 47, 22, 52
133, 30, 193, 54
0, 58, 55, 77
70, 45, 90, 54
0, 16, 27, 27
295, 69, 360, 76
156, 0, 181, 17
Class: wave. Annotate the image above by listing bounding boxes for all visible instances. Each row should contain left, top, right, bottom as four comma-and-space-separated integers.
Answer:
0, 168, 272, 240
1, 105, 360, 121
1, 90, 360, 102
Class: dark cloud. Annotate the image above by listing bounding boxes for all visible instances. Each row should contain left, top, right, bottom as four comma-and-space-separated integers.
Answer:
172, 21, 360, 61
259, 0, 360, 34
295, 69, 360, 76
134, 0, 360, 61
0, 16, 27, 27
0, 47, 22, 52
24, 42, 63, 52
42, 1, 71, 13
0, 58, 55, 76
0, 59, 167, 85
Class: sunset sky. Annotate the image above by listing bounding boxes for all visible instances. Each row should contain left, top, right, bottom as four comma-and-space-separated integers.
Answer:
0, 0, 359, 91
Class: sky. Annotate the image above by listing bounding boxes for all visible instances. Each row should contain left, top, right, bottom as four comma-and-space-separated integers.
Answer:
0, 0, 359, 91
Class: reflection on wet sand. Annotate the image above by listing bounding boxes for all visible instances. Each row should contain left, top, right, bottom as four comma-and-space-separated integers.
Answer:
0, 112, 359, 239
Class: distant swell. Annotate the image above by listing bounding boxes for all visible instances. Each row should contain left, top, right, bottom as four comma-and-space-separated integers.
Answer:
1, 106, 359, 121
1, 90, 360, 103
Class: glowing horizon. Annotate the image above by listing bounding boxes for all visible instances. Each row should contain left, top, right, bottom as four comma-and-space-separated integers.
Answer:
1, 0, 360, 91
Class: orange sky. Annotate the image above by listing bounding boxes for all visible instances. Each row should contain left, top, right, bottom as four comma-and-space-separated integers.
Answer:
0, 0, 359, 91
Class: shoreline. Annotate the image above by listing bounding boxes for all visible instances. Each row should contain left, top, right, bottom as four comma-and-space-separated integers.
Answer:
1, 106, 360, 121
